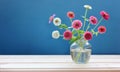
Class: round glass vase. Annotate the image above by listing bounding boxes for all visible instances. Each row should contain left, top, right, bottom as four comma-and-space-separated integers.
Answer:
70, 38, 92, 64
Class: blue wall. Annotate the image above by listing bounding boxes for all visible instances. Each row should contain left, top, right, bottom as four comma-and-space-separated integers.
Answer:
0, 0, 119, 55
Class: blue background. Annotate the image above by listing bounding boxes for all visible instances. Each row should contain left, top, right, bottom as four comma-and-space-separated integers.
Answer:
0, 0, 119, 55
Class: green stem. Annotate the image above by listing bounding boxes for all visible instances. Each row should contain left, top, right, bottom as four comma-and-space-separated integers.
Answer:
74, 38, 85, 63
83, 9, 88, 31
70, 18, 74, 31
93, 17, 103, 30
76, 30, 80, 37
75, 45, 83, 63
70, 18, 72, 23
86, 22, 91, 31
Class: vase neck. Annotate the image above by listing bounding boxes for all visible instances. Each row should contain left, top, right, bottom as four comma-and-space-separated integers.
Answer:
75, 38, 88, 49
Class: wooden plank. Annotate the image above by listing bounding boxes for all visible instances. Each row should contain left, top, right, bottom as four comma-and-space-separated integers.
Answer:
0, 55, 120, 72
0, 69, 120, 72
0, 55, 120, 63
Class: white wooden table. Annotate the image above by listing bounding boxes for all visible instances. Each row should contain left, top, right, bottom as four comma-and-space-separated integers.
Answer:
0, 55, 120, 72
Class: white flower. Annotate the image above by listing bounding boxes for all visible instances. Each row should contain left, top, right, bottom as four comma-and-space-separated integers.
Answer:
52, 30, 60, 39
53, 17, 61, 26
84, 5, 92, 10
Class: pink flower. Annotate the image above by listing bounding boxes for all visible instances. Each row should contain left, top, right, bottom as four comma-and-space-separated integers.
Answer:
84, 31, 93, 40
89, 16, 98, 25
98, 26, 106, 34
49, 14, 56, 23
63, 30, 72, 40
67, 11, 75, 19
100, 11, 110, 20
72, 20, 82, 30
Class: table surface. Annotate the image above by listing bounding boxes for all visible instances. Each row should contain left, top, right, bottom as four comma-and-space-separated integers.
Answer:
0, 55, 120, 72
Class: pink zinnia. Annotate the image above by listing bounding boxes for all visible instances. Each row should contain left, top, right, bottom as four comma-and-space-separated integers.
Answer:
100, 11, 110, 20
89, 16, 98, 25
98, 26, 106, 34
67, 11, 75, 19
72, 20, 82, 30
63, 30, 72, 40
84, 31, 93, 40
49, 14, 56, 23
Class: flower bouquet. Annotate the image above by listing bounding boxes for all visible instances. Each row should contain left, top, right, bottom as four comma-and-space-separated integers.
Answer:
49, 5, 109, 64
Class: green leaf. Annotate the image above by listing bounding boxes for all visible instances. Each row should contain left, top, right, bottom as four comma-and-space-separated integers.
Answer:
72, 29, 77, 35
70, 37, 77, 44
82, 16, 89, 21
91, 29, 94, 33
70, 30, 84, 44
72, 30, 84, 36
77, 30, 84, 34
95, 32, 98, 36
58, 24, 68, 29
91, 29, 95, 34
69, 36, 81, 44
91, 29, 99, 36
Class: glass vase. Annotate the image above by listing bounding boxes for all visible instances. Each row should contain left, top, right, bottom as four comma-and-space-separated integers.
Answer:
70, 38, 92, 64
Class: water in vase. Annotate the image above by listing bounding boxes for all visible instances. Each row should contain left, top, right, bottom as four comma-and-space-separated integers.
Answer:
71, 48, 91, 64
